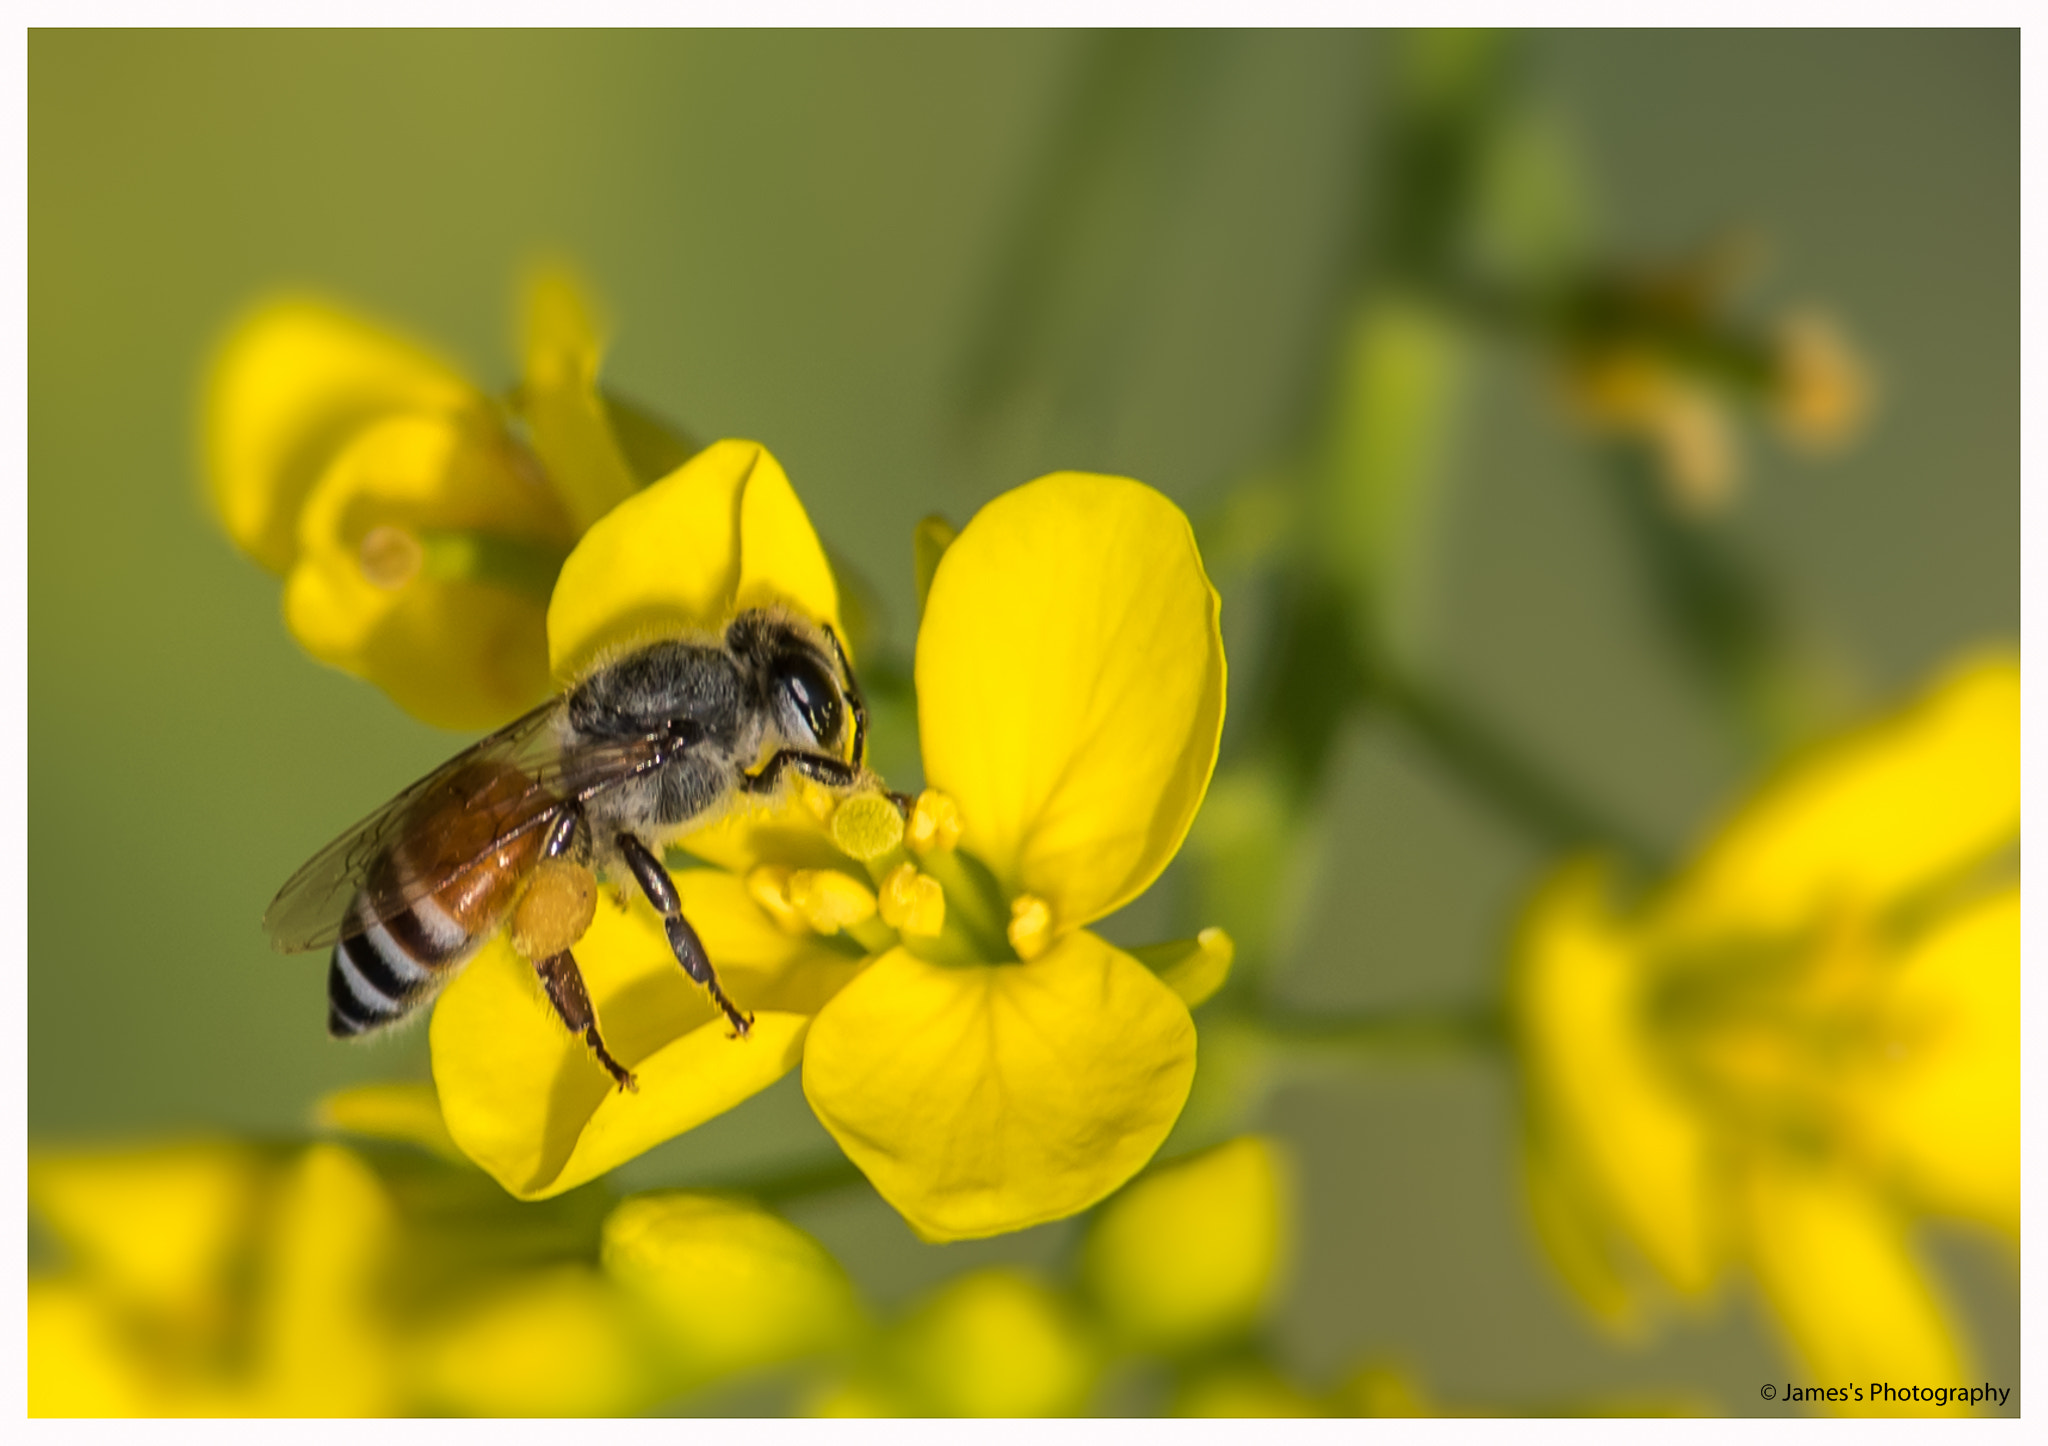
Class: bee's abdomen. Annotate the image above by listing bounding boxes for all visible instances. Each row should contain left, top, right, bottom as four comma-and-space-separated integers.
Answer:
326, 893, 480, 1038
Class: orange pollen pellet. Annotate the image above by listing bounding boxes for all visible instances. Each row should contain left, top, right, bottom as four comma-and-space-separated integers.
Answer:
510, 859, 598, 960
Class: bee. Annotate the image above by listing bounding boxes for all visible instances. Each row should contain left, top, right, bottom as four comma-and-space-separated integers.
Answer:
264, 607, 886, 1093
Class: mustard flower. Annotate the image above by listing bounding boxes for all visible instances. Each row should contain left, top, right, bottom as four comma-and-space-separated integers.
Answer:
205, 267, 688, 729
1080, 1136, 1291, 1356
31, 1139, 411, 1415
1512, 658, 2016, 1412
809, 1268, 1099, 1418
430, 445, 1230, 1244
28, 1124, 860, 1416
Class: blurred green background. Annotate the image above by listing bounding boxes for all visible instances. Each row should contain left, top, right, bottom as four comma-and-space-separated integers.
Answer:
30, 30, 2014, 1412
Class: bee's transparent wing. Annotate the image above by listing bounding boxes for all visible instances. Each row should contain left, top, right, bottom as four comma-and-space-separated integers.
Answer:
263, 697, 667, 952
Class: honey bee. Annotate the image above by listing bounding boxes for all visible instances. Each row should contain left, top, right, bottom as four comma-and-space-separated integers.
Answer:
265, 607, 886, 1093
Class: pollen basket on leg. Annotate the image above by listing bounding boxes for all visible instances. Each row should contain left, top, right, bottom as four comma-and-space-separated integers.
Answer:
510, 860, 599, 960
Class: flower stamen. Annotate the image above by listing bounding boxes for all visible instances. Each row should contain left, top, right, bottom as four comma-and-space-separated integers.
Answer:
788, 869, 878, 936
905, 789, 965, 855
878, 863, 946, 938
358, 524, 424, 589
746, 865, 809, 936
1007, 894, 1055, 962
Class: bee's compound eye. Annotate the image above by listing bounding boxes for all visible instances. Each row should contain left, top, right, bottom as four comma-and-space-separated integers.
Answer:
778, 653, 843, 748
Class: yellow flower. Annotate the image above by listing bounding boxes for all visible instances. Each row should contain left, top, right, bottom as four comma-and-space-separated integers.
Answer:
431, 450, 1231, 1244
30, 1140, 402, 1415
808, 1267, 1098, 1418
29, 1128, 859, 1416
1080, 1136, 1291, 1356
1512, 657, 2017, 1412
428, 440, 857, 1199
204, 266, 690, 729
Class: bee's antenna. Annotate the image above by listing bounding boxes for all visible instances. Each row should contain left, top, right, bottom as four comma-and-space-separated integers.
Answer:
821, 623, 867, 769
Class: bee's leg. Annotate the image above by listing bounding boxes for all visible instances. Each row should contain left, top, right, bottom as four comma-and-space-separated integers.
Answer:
533, 949, 637, 1093
614, 832, 753, 1039
742, 749, 862, 794
541, 805, 586, 861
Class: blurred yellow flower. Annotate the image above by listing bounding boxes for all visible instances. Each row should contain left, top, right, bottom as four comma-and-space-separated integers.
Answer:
1550, 241, 1871, 514
205, 266, 691, 729
810, 1267, 1097, 1417
431, 451, 1231, 1245
1081, 1136, 1292, 1355
29, 1132, 860, 1417
1513, 657, 2017, 1412
31, 1140, 402, 1415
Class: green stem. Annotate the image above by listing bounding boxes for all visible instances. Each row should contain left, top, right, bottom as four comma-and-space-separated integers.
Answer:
1370, 665, 1668, 874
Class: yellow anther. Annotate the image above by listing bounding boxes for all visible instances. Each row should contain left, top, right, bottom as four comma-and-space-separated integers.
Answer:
832, 792, 906, 861
788, 869, 877, 936
879, 862, 946, 938
746, 865, 808, 936
1007, 893, 1054, 962
358, 524, 423, 589
905, 789, 965, 855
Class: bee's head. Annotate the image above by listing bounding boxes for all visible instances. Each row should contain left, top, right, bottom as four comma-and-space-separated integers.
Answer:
727, 608, 864, 763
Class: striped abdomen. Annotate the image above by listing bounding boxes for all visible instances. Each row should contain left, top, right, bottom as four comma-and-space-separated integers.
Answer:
327, 763, 551, 1038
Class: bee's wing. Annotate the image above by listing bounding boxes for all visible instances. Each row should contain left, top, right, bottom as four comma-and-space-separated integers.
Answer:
263, 697, 668, 952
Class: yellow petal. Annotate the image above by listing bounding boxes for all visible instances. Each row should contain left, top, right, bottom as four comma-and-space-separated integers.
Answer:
1511, 862, 1719, 1296
204, 296, 488, 573
250, 1144, 400, 1415
1661, 657, 2017, 939
1081, 1136, 1290, 1353
1128, 927, 1235, 1009
916, 472, 1225, 925
601, 1193, 862, 1384
315, 1080, 466, 1165
411, 1266, 656, 1416
802, 932, 1196, 1241
1853, 886, 2018, 1234
518, 264, 640, 533
1738, 1161, 1967, 1410
28, 1281, 148, 1417
431, 870, 865, 1198
892, 1268, 1097, 1416
547, 439, 842, 682
284, 412, 573, 730
28, 1141, 270, 1325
